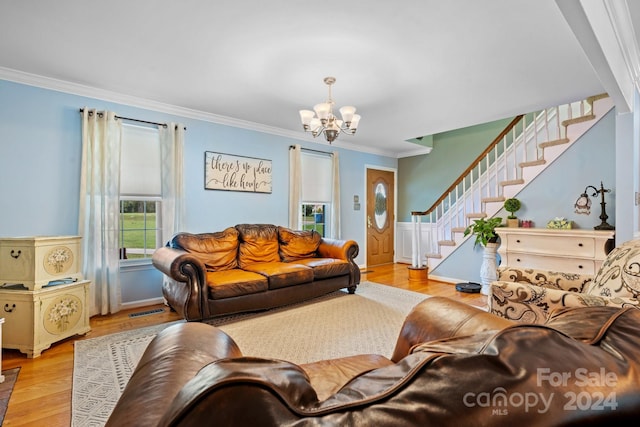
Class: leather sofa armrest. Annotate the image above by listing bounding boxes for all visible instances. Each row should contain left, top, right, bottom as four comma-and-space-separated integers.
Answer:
152, 246, 206, 283
318, 238, 360, 287
152, 246, 209, 321
105, 323, 242, 427
390, 296, 514, 362
317, 238, 359, 261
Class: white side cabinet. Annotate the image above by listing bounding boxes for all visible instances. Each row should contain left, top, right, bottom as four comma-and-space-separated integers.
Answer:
0, 280, 91, 358
495, 228, 615, 275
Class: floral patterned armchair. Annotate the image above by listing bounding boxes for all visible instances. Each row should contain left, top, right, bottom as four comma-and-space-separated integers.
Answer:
489, 238, 640, 323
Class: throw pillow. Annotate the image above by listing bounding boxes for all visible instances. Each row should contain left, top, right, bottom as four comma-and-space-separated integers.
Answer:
585, 238, 640, 299
172, 228, 239, 271
236, 224, 280, 268
278, 226, 321, 261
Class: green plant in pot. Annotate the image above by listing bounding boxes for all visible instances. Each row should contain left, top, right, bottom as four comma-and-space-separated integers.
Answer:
504, 198, 521, 227
463, 217, 503, 247
464, 216, 503, 295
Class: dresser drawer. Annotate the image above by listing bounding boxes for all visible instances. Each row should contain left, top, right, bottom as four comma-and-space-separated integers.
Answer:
0, 280, 91, 357
504, 253, 595, 275
0, 236, 82, 290
506, 234, 595, 257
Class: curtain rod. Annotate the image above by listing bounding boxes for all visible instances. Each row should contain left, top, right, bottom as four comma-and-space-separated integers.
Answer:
289, 145, 332, 156
78, 108, 186, 130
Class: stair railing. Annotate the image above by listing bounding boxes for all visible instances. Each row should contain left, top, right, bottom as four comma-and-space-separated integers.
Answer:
410, 97, 596, 268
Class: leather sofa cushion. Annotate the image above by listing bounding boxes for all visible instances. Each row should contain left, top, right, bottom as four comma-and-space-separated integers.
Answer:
206, 269, 268, 299
236, 224, 280, 268
291, 258, 351, 279
300, 354, 393, 401
242, 262, 314, 290
172, 228, 239, 271
278, 227, 322, 261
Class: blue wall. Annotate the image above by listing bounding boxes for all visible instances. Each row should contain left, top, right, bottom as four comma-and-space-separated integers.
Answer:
0, 79, 396, 305
433, 109, 616, 283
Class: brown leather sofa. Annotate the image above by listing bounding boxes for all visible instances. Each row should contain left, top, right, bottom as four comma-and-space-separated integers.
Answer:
152, 224, 360, 321
106, 297, 640, 426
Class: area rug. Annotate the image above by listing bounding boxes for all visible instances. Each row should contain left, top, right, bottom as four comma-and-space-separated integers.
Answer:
0, 367, 20, 425
72, 281, 428, 427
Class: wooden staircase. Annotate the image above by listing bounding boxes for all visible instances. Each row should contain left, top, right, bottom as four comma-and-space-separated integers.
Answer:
409, 94, 614, 271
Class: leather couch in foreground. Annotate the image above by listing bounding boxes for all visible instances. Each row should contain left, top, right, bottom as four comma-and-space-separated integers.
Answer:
106, 297, 640, 426
152, 224, 360, 321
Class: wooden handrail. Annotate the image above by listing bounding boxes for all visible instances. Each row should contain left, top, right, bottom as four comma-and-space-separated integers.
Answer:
411, 114, 524, 216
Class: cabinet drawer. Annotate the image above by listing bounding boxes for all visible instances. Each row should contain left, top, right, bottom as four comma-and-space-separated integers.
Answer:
0, 280, 90, 357
506, 234, 595, 257
0, 236, 82, 290
504, 253, 595, 275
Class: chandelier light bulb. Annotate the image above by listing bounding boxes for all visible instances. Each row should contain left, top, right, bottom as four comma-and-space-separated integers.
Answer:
299, 110, 315, 127
339, 106, 356, 123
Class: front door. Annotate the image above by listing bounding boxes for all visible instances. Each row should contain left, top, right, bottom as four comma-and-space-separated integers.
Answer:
366, 168, 395, 266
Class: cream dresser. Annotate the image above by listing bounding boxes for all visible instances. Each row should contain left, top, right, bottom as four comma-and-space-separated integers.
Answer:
495, 228, 615, 275
0, 236, 91, 358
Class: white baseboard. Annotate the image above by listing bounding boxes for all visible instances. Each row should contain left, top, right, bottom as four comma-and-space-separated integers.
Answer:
120, 297, 165, 311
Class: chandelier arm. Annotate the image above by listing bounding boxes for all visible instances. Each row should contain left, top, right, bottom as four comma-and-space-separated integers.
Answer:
337, 125, 356, 135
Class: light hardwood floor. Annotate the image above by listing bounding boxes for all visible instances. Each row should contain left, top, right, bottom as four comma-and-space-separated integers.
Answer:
1, 263, 486, 426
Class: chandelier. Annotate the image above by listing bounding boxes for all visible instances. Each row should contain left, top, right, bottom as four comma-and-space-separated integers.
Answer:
299, 77, 361, 144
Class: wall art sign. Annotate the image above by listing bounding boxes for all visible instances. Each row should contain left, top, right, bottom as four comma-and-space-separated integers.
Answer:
204, 151, 272, 193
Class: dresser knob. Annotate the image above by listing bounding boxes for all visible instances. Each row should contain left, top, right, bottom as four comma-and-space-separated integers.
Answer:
516, 239, 521, 243
578, 265, 583, 269
516, 258, 521, 262
10, 249, 21, 259
4, 303, 16, 312
578, 243, 583, 247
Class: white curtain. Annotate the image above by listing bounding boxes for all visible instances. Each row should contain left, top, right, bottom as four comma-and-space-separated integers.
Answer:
159, 123, 185, 244
330, 151, 341, 239
289, 144, 302, 229
78, 109, 122, 316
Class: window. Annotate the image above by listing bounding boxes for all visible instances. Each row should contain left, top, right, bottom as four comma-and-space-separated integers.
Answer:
300, 151, 333, 237
302, 203, 326, 235
119, 124, 162, 261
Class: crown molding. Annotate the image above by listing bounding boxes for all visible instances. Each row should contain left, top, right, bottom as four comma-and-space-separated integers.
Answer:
0, 66, 307, 135
1, 66, 409, 156
604, 0, 640, 92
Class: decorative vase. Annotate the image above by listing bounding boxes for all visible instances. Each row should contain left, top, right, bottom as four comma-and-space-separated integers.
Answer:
479, 242, 499, 295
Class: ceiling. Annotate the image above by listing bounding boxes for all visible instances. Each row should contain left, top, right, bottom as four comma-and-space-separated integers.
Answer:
0, 0, 626, 157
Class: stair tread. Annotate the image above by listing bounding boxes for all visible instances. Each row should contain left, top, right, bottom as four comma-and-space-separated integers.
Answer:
482, 196, 506, 203
466, 212, 488, 219
587, 93, 609, 104
519, 159, 546, 167
539, 138, 570, 148
451, 227, 467, 233
425, 253, 442, 259
500, 179, 525, 186
438, 240, 456, 246
588, 93, 608, 104
562, 114, 595, 127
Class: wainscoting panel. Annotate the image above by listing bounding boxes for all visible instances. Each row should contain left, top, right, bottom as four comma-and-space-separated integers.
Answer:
396, 222, 433, 265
